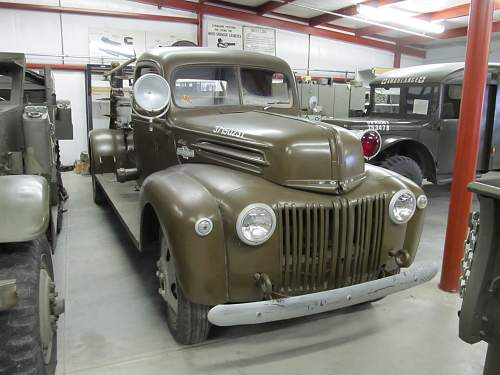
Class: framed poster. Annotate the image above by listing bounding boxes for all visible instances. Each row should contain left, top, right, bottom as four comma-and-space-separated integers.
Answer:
88, 28, 143, 60
206, 20, 243, 50
243, 26, 276, 55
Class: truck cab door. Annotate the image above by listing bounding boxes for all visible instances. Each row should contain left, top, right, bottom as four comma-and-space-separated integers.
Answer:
436, 84, 491, 177
488, 85, 500, 170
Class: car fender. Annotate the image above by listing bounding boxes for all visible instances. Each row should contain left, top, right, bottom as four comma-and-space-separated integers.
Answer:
0, 175, 50, 243
88, 128, 127, 174
378, 137, 437, 183
140, 167, 228, 305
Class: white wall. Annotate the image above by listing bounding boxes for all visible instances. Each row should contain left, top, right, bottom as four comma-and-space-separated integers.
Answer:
53, 71, 88, 165
425, 38, 500, 64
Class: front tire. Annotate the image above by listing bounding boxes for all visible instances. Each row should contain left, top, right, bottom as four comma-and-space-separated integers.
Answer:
380, 155, 423, 186
158, 230, 211, 345
0, 238, 63, 375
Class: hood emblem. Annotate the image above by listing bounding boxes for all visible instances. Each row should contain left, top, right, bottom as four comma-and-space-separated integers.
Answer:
176, 145, 195, 159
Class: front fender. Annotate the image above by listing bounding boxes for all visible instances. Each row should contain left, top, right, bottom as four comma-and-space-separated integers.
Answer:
88, 128, 127, 174
0, 175, 49, 243
140, 168, 228, 305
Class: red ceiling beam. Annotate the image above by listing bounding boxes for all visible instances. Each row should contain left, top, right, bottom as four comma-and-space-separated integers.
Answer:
357, 2, 500, 37
27, 63, 86, 71
137, 0, 424, 57
0, 1, 198, 23
308, 0, 404, 27
257, 1, 294, 15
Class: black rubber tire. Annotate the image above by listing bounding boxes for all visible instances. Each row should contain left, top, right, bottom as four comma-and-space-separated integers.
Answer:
166, 282, 211, 345
92, 175, 106, 206
0, 238, 57, 375
380, 155, 423, 186
160, 232, 211, 345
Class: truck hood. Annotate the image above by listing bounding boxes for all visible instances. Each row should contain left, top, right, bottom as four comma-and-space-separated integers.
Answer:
173, 110, 365, 194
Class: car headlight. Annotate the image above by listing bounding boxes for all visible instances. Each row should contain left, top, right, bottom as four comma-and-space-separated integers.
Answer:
133, 73, 171, 115
389, 189, 416, 224
236, 203, 276, 245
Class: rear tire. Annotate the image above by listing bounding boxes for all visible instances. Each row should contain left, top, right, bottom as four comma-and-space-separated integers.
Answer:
0, 238, 62, 375
92, 175, 106, 205
158, 231, 211, 345
380, 155, 423, 186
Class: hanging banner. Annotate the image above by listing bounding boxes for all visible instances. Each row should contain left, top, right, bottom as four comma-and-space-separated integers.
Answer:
243, 26, 276, 56
206, 21, 243, 50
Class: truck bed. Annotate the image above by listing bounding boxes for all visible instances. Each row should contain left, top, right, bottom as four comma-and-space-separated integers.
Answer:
95, 173, 141, 248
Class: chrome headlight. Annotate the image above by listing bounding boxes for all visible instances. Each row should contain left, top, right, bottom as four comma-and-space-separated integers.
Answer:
389, 189, 416, 224
236, 203, 276, 246
133, 73, 171, 116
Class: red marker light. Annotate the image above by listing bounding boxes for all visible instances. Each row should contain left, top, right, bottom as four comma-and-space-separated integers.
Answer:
361, 130, 381, 159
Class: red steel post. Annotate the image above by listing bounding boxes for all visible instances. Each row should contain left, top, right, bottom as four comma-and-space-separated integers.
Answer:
440, 0, 495, 292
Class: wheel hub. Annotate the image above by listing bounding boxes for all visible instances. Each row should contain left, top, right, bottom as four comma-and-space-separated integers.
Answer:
39, 269, 64, 365
157, 235, 178, 316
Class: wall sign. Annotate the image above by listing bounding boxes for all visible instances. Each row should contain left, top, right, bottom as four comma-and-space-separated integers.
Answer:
206, 21, 243, 50
243, 26, 276, 56
89, 28, 140, 60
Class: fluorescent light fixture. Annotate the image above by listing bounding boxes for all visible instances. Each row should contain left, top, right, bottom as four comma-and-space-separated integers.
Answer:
358, 4, 445, 34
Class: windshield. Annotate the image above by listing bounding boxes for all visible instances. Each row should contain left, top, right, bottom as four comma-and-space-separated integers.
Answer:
370, 84, 438, 117
173, 65, 292, 108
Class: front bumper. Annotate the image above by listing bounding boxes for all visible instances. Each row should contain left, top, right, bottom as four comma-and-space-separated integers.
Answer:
208, 261, 439, 326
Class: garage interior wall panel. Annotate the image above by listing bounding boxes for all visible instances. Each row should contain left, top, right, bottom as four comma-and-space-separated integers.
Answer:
400, 54, 425, 68
60, 0, 195, 18
53, 71, 88, 166
0, 9, 63, 63
60, 13, 198, 64
308, 35, 394, 75
425, 38, 500, 64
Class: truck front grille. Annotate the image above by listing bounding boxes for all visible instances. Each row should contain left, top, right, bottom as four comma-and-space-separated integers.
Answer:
277, 195, 388, 294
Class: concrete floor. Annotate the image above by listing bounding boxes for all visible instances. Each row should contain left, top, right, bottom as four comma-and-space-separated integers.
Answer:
54, 172, 490, 375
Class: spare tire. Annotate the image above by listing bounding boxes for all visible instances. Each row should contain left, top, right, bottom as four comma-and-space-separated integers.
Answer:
380, 155, 423, 186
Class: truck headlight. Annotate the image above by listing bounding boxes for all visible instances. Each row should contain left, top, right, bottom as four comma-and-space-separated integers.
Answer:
133, 73, 171, 115
389, 189, 416, 224
236, 203, 276, 245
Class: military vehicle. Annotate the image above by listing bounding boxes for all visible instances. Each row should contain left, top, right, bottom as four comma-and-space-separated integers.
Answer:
327, 63, 500, 186
460, 180, 500, 375
89, 47, 438, 345
0, 53, 69, 374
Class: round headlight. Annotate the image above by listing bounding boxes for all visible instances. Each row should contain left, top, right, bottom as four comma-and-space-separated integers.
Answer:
389, 189, 416, 224
133, 73, 171, 113
236, 203, 276, 246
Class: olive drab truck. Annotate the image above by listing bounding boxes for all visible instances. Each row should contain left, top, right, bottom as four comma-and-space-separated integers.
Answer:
328, 63, 500, 186
89, 47, 438, 345
0, 53, 70, 375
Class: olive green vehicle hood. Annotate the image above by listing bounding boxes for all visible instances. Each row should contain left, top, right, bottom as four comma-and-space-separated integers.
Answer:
173, 110, 365, 194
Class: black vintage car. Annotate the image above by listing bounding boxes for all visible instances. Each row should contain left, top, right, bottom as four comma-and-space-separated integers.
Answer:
327, 63, 500, 185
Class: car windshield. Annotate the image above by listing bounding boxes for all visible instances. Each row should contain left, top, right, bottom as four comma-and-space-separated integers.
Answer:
172, 65, 292, 108
370, 84, 438, 118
